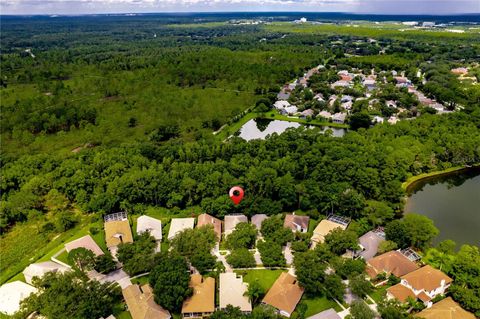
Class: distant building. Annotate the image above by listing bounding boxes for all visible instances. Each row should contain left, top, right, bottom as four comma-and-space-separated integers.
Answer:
282, 105, 299, 115
313, 93, 325, 102
332, 113, 346, 124
422, 22, 435, 28
284, 213, 309, 233
277, 91, 291, 100
331, 80, 352, 89
167, 218, 195, 240
451, 67, 468, 75
181, 275, 215, 318
274, 100, 291, 110
300, 109, 315, 119
318, 111, 332, 120
373, 116, 384, 124
402, 21, 418, 26
262, 272, 304, 318
363, 79, 376, 91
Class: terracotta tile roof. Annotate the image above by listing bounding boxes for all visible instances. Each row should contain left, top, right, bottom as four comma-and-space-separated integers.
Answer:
105, 220, 133, 248
284, 214, 310, 232
387, 284, 415, 303
65, 235, 105, 256
401, 265, 452, 292
418, 291, 432, 303
181, 275, 215, 314
122, 284, 171, 319
417, 297, 476, 319
262, 272, 304, 315
366, 251, 419, 278
197, 213, 222, 240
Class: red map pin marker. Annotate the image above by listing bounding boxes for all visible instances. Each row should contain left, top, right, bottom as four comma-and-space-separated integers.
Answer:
229, 186, 244, 205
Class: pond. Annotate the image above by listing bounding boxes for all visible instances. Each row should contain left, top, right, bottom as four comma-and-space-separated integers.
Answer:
404, 167, 480, 246
237, 119, 346, 141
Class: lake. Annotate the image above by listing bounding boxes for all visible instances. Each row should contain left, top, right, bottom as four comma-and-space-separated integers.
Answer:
237, 119, 346, 141
404, 168, 480, 246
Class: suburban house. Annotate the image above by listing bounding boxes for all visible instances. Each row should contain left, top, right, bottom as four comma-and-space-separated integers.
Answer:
331, 80, 351, 89
310, 219, 347, 249
181, 274, 215, 319
277, 91, 291, 100
416, 297, 475, 319
363, 79, 376, 91
251, 214, 268, 230
318, 111, 332, 120
451, 67, 468, 76
224, 214, 248, 237
23, 261, 69, 284
262, 272, 304, 318
65, 234, 104, 257
274, 100, 291, 110
387, 265, 453, 307
0, 281, 38, 315
122, 284, 171, 319
104, 212, 134, 256
167, 218, 195, 240
284, 213, 310, 233
219, 273, 252, 313
388, 116, 399, 125
197, 213, 222, 241
366, 250, 419, 279
306, 308, 341, 319
357, 229, 385, 260
300, 109, 315, 119
314, 93, 325, 102
373, 116, 384, 124
282, 105, 299, 115
332, 113, 346, 124
137, 215, 163, 252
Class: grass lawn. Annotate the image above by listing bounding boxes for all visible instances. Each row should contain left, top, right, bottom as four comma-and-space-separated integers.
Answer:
300, 295, 342, 317
235, 269, 284, 292
131, 275, 150, 286
370, 285, 389, 303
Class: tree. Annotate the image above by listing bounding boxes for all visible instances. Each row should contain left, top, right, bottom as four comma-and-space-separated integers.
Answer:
293, 250, 326, 296
211, 305, 249, 319
385, 220, 410, 249
347, 300, 375, 319
377, 299, 411, 319
334, 258, 366, 279
363, 200, 394, 226
226, 223, 257, 250
245, 279, 264, 305
149, 252, 192, 312
402, 214, 439, 249
68, 247, 95, 273
56, 211, 78, 232
94, 253, 117, 274
117, 232, 156, 276
349, 275, 373, 299
260, 216, 293, 246
349, 113, 371, 131
325, 229, 359, 255
226, 248, 256, 268
378, 240, 398, 254
16, 271, 119, 319
257, 240, 286, 267
324, 274, 345, 301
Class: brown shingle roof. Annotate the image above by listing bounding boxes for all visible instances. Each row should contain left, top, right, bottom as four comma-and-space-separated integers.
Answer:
197, 214, 222, 241
105, 220, 133, 248
416, 297, 476, 319
401, 265, 453, 292
262, 272, 304, 315
284, 214, 310, 232
122, 284, 171, 319
366, 251, 419, 278
387, 284, 416, 303
181, 275, 215, 314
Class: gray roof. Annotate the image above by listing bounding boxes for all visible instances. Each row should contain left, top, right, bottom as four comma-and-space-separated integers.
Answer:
251, 214, 268, 229
277, 92, 291, 100
307, 308, 341, 319
359, 231, 385, 260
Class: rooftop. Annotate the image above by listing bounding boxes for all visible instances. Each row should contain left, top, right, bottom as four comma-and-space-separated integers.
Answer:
401, 265, 453, 292
181, 274, 215, 314
105, 217, 134, 248
65, 234, 104, 256
307, 308, 341, 319
387, 283, 416, 303
122, 284, 171, 319
219, 273, 252, 312
311, 219, 347, 245
197, 213, 222, 240
262, 272, 304, 316
0, 281, 38, 315
23, 261, 69, 284
366, 250, 419, 278
358, 231, 385, 261
224, 214, 248, 236
251, 214, 268, 230
136, 215, 162, 241
284, 214, 310, 232
417, 297, 476, 319
167, 218, 195, 240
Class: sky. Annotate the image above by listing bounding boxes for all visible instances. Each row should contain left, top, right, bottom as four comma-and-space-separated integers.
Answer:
1, 0, 479, 15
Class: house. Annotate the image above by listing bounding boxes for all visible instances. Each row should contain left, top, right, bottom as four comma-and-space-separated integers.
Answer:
277, 91, 291, 100
219, 273, 252, 313
311, 219, 347, 248
357, 230, 385, 260
300, 109, 315, 119
341, 101, 352, 110
332, 113, 346, 124
307, 308, 341, 319
328, 95, 338, 107
340, 74, 353, 81
416, 297, 476, 319
363, 79, 376, 91
137, 215, 163, 252
422, 22, 435, 27
274, 100, 291, 110
341, 95, 353, 103
299, 77, 308, 87
331, 80, 351, 89
388, 265, 453, 307
388, 116, 399, 125
282, 105, 298, 115
386, 100, 397, 108
167, 218, 195, 240
318, 111, 332, 120
251, 214, 268, 230
262, 272, 304, 318
65, 234, 104, 256
451, 67, 468, 76
373, 116, 384, 124
104, 212, 134, 256
197, 213, 222, 241
224, 214, 248, 237
0, 281, 38, 315
122, 284, 171, 319
284, 213, 310, 233
394, 76, 410, 85
313, 93, 325, 102
366, 250, 419, 279
23, 261, 69, 284
181, 274, 215, 318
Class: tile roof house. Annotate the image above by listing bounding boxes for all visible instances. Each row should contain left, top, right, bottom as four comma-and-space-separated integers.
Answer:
416, 297, 475, 319
219, 273, 252, 313
311, 220, 347, 248
0, 281, 38, 315
137, 215, 163, 252
23, 261, 70, 285
388, 265, 453, 307
366, 251, 419, 279
104, 212, 134, 256
65, 234, 104, 256
274, 100, 291, 110
307, 308, 342, 319
197, 213, 222, 241
122, 284, 171, 319
318, 111, 332, 119
262, 272, 304, 318
251, 214, 268, 230
284, 214, 310, 233
167, 218, 195, 240
224, 214, 248, 237
300, 109, 315, 119
181, 274, 215, 318
332, 113, 346, 124
357, 230, 385, 261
